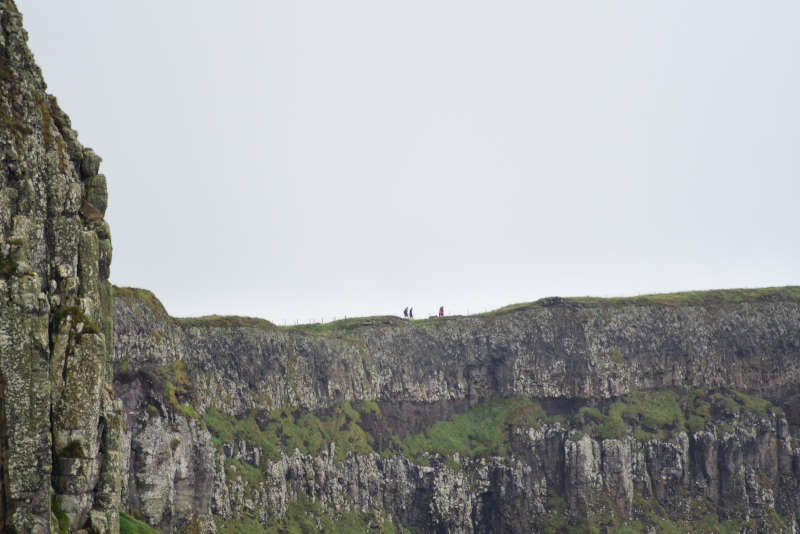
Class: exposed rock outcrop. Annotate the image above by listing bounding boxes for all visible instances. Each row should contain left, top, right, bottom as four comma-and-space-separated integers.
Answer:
4, 1, 800, 532
114, 288, 800, 414
113, 287, 800, 533
0, 2, 120, 532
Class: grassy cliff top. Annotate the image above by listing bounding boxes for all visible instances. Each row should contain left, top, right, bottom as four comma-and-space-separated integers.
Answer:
487, 285, 800, 316
113, 285, 800, 334
112, 286, 277, 329
112, 286, 172, 319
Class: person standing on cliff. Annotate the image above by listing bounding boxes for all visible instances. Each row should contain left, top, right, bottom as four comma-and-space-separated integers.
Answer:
439, 306, 444, 317
403, 307, 408, 318
409, 307, 413, 319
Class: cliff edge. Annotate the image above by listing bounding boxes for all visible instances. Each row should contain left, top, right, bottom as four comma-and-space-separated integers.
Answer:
0, 2, 121, 533
113, 286, 800, 533
3, 1, 800, 532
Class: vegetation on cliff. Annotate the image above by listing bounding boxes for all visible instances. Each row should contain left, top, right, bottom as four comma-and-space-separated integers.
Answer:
199, 387, 784, 468
574, 387, 784, 442
204, 400, 377, 462
112, 284, 800, 533
489, 286, 800, 317
114, 284, 800, 337
119, 512, 160, 534
215, 495, 408, 534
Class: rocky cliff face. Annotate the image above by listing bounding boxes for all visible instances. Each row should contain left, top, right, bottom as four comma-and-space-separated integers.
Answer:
0, 2, 121, 533
113, 287, 800, 533
4, 2, 800, 533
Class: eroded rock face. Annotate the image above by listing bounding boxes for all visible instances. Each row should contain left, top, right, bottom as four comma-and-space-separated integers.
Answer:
5, 0, 800, 531
113, 289, 800, 533
0, 2, 121, 532
114, 292, 800, 417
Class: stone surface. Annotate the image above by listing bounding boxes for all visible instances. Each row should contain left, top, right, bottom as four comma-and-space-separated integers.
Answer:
113, 288, 800, 533
4, 0, 800, 532
0, 2, 120, 532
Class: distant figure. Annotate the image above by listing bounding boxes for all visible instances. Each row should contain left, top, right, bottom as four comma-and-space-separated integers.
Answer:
403, 307, 408, 318
439, 306, 444, 317
409, 307, 413, 319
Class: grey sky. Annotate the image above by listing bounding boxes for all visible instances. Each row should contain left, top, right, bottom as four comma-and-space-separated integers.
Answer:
18, 1, 799, 324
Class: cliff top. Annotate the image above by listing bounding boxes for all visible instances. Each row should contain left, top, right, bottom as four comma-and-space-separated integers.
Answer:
113, 284, 800, 333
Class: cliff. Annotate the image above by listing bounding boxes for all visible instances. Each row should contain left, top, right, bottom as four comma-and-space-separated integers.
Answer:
113, 286, 800, 533
0, 1, 121, 533
4, 2, 800, 532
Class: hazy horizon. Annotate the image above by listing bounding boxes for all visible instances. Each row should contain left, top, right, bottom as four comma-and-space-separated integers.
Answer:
18, 1, 799, 324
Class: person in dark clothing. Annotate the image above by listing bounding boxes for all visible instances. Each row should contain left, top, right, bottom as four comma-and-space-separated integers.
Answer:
403, 307, 408, 318
409, 307, 413, 319
439, 306, 444, 317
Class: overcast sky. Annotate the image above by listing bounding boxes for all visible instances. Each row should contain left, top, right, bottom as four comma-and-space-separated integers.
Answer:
18, 1, 799, 324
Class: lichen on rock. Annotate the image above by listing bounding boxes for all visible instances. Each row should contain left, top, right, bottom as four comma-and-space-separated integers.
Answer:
0, 1, 120, 532
112, 286, 800, 533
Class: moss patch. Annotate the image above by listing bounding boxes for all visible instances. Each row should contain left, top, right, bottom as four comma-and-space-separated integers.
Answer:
119, 511, 160, 534
203, 401, 377, 463
400, 396, 546, 463
52, 495, 70, 534
204, 388, 781, 472
157, 359, 200, 420
224, 457, 263, 488
52, 305, 100, 335
577, 390, 684, 441
574, 388, 782, 442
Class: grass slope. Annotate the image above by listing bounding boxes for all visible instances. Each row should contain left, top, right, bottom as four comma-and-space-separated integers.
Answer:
120, 512, 161, 534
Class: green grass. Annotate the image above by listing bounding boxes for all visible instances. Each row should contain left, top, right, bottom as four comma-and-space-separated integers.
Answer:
115, 285, 800, 337
575, 388, 782, 442
119, 511, 161, 534
357, 399, 381, 417
160, 360, 200, 420
224, 457, 263, 488
215, 516, 269, 534
112, 286, 172, 321
266, 401, 375, 461
204, 387, 782, 475
485, 286, 800, 317
215, 495, 403, 534
204, 407, 278, 456
625, 495, 784, 534
266, 494, 401, 534
203, 401, 377, 463
731, 390, 775, 418
204, 388, 786, 533
177, 315, 276, 329
538, 493, 784, 533
576, 390, 683, 441
401, 396, 546, 462
539, 491, 569, 533
284, 315, 407, 336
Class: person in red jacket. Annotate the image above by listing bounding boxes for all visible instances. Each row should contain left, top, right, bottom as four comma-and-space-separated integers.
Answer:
439, 306, 444, 317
